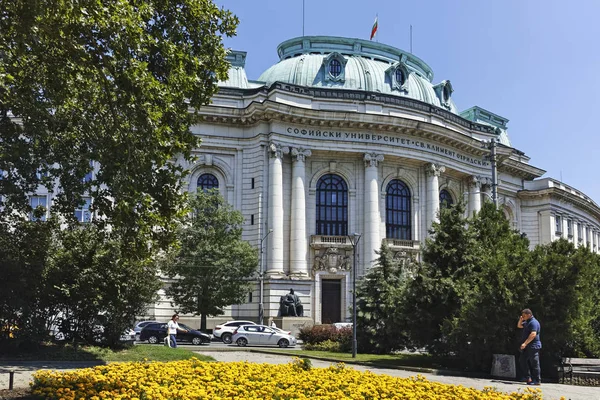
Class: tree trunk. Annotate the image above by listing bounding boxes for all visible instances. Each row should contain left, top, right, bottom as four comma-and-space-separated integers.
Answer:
200, 313, 207, 331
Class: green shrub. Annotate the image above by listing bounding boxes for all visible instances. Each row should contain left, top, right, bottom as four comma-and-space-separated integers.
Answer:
304, 339, 342, 352
298, 325, 337, 344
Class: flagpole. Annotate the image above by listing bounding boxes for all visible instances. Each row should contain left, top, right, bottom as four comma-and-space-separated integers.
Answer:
410, 25, 413, 53
302, 0, 305, 36
376, 13, 379, 43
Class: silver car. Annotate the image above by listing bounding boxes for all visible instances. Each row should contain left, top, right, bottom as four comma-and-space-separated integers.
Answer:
232, 324, 297, 348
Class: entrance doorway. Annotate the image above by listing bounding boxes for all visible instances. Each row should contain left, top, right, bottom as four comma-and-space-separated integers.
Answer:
321, 279, 341, 324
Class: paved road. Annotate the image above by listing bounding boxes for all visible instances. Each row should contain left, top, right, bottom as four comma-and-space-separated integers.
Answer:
195, 350, 600, 400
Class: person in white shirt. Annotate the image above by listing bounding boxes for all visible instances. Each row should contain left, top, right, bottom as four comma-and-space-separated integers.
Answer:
167, 314, 187, 348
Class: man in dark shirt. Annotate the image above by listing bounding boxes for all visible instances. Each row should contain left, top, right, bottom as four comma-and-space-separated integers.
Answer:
517, 308, 542, 385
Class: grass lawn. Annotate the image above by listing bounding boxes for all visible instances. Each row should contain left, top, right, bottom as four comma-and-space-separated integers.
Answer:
0, 343, 214, 363
264, 349, 462, 371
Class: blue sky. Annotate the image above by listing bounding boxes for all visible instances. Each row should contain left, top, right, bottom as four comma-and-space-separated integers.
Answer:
214, 0, 600, 203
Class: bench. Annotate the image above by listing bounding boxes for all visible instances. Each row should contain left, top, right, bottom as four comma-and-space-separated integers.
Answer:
559, 357, 600, 386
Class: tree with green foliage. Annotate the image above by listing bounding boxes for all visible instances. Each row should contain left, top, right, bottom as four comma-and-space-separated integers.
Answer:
162, 191, 258, 331
355, 242, 408, 354
526, 240, 600, 368
441, 202, 532, 370
400, 200, 478, 355
0, 0, 238, 245
0, 0, 238, 346
44, 225, 162, 346
0, 215, 56, 344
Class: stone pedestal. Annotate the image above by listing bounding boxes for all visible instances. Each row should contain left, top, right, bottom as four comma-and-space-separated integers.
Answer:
491, 354, 516, 378
272, 317, 313, 339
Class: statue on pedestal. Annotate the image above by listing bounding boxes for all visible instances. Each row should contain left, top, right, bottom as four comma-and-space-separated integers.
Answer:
278, 288, 304, 317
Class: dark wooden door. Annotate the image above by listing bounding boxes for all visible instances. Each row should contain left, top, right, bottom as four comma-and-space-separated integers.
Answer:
321, 279, 341, 324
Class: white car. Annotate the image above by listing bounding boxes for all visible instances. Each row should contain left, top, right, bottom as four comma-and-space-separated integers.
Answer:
213, 320, 256, 344
232, 324, 297, 348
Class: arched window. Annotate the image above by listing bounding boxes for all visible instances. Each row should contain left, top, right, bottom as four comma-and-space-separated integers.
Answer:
316, 174, 348, 236
439, 189, 454, 208
386, 180, 411, 240
197, 173, 219, 192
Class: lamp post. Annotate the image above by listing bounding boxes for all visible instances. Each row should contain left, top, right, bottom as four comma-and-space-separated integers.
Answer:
258, 228, 273, 326
347, 232, 362, 358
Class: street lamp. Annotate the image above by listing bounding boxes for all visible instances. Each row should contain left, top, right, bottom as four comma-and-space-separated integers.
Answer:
258, 228, 273, 325
347, 232, 362, 358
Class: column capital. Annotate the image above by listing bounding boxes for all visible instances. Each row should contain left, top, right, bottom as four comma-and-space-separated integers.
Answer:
291, 147, 312, 162
425, 163, 445, 177
269, 142, 290, 159
467, 175, 481, 188
480, 176, 493, 187
364, 153, 384, 168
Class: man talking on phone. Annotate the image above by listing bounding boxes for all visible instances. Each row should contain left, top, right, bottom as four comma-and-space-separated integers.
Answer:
517, 308, 542, 385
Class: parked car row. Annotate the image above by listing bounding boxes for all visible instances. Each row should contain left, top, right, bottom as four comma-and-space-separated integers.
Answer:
134, 319, 297, 348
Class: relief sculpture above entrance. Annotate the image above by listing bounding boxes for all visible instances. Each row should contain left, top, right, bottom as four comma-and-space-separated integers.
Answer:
313, 248, 351, 276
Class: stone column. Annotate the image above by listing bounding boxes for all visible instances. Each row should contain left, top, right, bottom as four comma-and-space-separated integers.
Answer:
581, 224, 587, 246
573, 221, 579, 247
562, 217, 569, 240
425, 163, 445, 233
266, 142, 289, 276
364, 153, 384, 270
290, 147, 311, 276
468, 175, 482, 217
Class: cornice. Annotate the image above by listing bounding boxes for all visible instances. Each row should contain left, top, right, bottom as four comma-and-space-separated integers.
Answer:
518, 188, 600, 221
200, 83, 544, 179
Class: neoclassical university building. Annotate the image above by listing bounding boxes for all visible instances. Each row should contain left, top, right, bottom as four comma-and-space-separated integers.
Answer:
150, 36, 600, 326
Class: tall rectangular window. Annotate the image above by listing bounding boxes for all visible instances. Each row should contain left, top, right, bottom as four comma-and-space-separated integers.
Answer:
555, 216, 562, 234
250, 214, 254, 225
74, 197, 92, 222
30, 196, 48, 221
251, 178, 255, 189
578, 223, 583, 242
567, 219, 573, 238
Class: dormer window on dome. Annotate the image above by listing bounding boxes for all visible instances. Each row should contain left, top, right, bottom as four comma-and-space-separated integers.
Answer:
434, 80, 454, 110
323, 52, 347, 83
386, 62, 409, 92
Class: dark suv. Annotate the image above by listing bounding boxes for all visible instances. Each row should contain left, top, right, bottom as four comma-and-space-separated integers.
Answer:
139, 322, 211, 345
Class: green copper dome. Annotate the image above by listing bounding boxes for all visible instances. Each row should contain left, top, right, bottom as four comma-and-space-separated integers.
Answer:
258, 36, 458, 113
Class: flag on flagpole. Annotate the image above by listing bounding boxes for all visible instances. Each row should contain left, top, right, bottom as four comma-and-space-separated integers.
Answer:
370, 16, 378, 40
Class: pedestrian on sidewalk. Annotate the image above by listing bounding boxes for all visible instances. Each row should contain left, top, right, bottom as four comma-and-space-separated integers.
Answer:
167, 314, 188, 348
517, 308, 542, 385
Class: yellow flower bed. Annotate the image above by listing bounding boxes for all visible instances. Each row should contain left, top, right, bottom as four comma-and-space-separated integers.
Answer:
31, 357, 553, 400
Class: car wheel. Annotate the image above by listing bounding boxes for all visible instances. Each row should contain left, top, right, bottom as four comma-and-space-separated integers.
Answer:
192, 337, 202, 345
222, 333, 232, 344
278, 339, 289, 348
148, 335, 159, 344
236, 337, 247, 347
